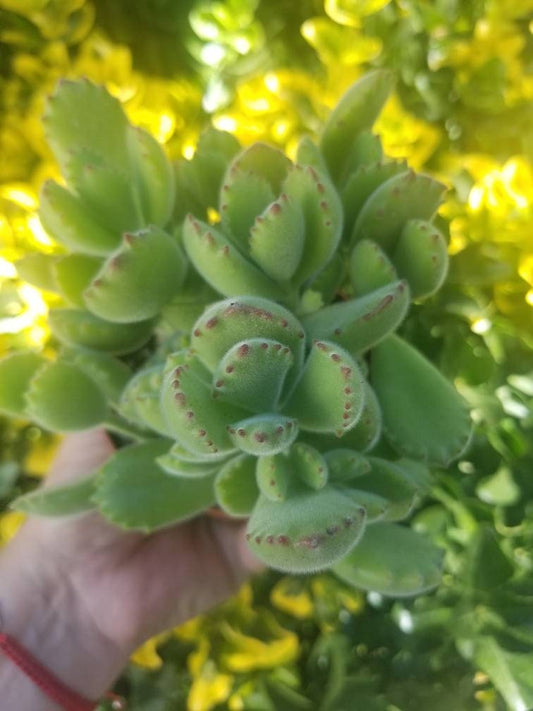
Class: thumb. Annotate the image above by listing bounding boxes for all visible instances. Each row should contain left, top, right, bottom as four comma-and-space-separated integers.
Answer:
47, 428, 115, 486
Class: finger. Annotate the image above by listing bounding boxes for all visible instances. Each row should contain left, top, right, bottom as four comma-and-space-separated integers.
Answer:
213, 519, 265, 578
47, 428, 115, 486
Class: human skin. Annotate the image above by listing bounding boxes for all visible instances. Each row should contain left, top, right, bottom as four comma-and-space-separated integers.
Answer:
0, 429, 262, 709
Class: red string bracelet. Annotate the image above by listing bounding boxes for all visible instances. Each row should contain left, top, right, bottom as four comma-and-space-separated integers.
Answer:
0, 632, 126, 710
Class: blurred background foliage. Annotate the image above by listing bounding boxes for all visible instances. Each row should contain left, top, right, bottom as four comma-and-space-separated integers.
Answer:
0, 0, 532, 709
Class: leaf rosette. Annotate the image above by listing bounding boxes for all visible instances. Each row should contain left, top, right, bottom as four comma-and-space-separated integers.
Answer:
17, 79, 188, 354
182, 139, 344, 313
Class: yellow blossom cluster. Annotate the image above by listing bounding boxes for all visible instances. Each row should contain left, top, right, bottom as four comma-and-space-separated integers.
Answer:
131, 576, 364, 711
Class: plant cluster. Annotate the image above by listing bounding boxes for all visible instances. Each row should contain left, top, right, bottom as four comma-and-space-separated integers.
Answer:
1, 2, 533, 710
0, 70, 472, 590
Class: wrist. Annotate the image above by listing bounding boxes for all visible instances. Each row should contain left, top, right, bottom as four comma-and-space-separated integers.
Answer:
0, 532, 129, 707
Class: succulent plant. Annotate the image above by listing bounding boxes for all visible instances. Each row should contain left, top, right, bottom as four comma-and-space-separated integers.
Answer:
0, 71, 473, 596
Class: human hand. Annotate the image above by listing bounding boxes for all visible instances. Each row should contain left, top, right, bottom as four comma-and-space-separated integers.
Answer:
0, 429, 262, 708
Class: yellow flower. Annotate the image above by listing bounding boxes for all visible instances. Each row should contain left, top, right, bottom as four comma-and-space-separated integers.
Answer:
445, 20, 524, 73
219, 611, 299, 672
176, 615, 206, 643
310, 574, 365, 630
228, 680, 256, 711
23, 434, 60, 478
214, 69, 322, 152
324, 0, 392, 27
270, 576, 314, 619
435, 18, 531, 107
375, 94, 442, 170
464, 156, 533, 237
301, 17, 382, 68
0, 511, 25, 546
188, 638, 233, 711
486, 0, 533, 21
519, 254, 533, 288
0, 0, 94, 44
130, 633, 169, 670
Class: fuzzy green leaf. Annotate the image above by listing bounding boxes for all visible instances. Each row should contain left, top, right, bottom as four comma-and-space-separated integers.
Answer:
0, 352, 47, 418
283, 164, 343, 286
191, 296, 306, 378
43, 79, 129, 180
54, 254, 102, 307
161, 350, 242, 457
247, 485, 366, 573
341, 489, 389, 522
15, 253, 58, 292
291, 442, 328, 490
120, 365, 172, 436
158, 441, 231, 464
325, 449, 371, 483
126, 125, 175, 226
371, 335, 472, 466
392, 219, 449, 300
62, 349, 131, 407
39, 180, 121, 256
66, 148, 144, 234
305, 253, 344, 306
344, 131, 383, 174
295, 135, 330, 174
333, 523, 443, 597
212, 338, 294, 413
227, 413, 298, 455
298, 381, 382, 453
302, 281, 409, 354
337, 381, 382, 451
156, 447, 222, 478
341, 160, 407, 236
220, 170, 276, 251
11, 474, 97, 516
25, 360, 107, 431
174, 128, 241, 219
285, 340, 364, 435
215, 454, 259, 517
183, 215, 282, 300
256, 443, 327, 502
249, 195, 305, 281
49, 308, 154, 355
349, 239, 397, 296
94, 440, 215, 531
320, 70, 394, 184
84, 226, 186, 323
225, 142, 291, 194
256, 452, 292, 501
351, 170, 447, 252
219, 143, 291, 250
353, 457, 418, 522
